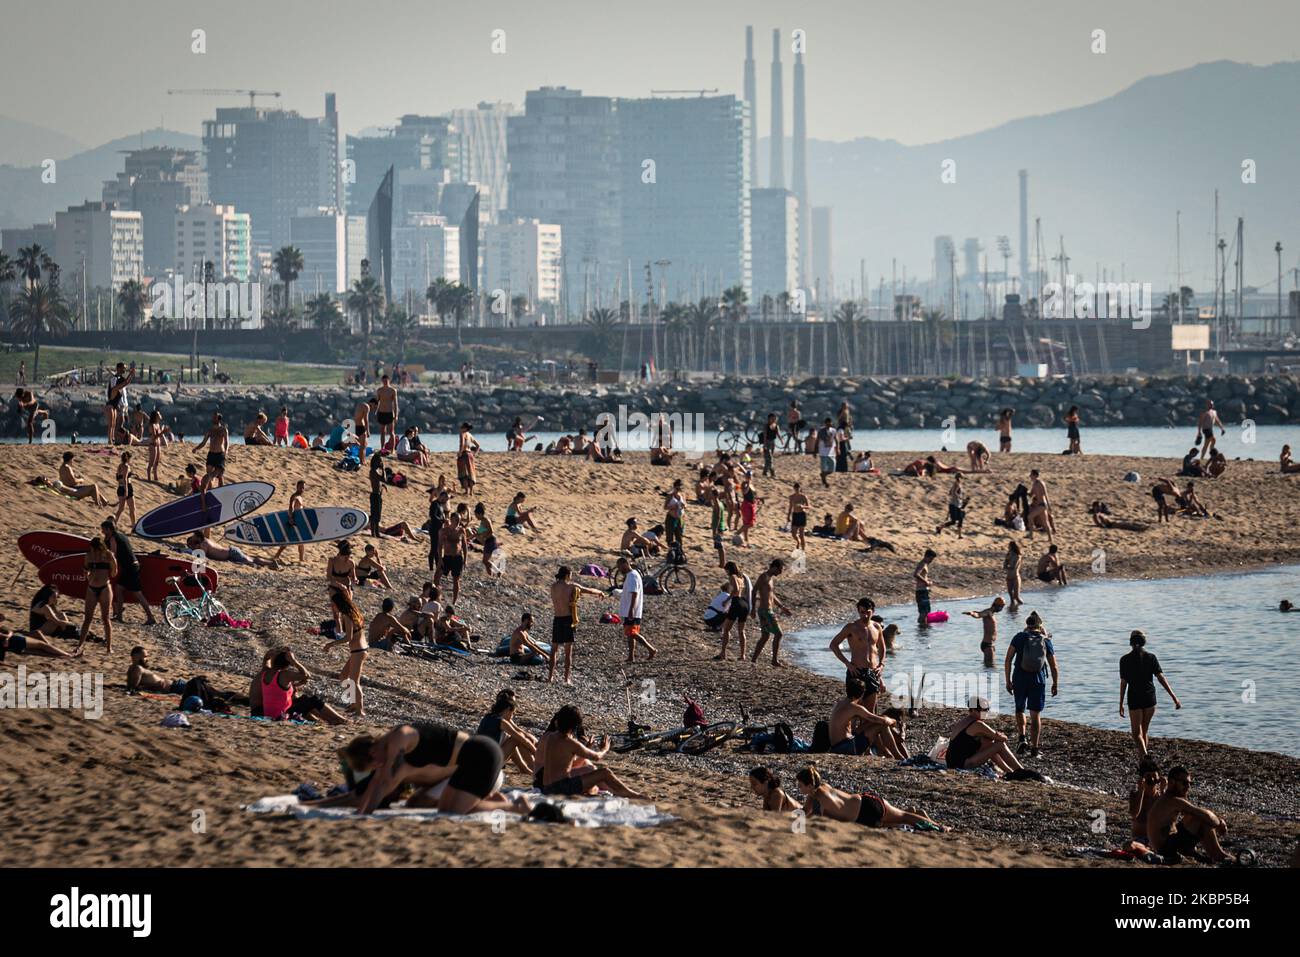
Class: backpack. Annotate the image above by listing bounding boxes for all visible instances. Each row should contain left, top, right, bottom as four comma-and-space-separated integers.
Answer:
683, 698, 706, 727
810, 719, 831, 753
666, 542, 687, 567
1017, 631, 1047, 674
771, 721, 796, 754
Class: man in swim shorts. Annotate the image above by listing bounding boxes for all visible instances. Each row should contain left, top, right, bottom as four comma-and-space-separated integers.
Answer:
828, 597, 886, 712
913, 549, 936, 624
193, 412, 229, 492
749, 558, 790, 666
375, 374, 399, 448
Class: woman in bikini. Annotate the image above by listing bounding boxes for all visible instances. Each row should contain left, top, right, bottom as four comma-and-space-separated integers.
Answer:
113, 451, 137, 527
473, 502, 500, 578
748, 766, 800, 812
795, 764, 948, 830
28, 585, 81, 642
349, 722, 476, 814
75, 537, 118, 655
1003, 541, 1022, 609
326, 540, 358, 632
476, 689, 539, 775
354, 543, 393, 589
145, 410, 164, 482
331, 588, 368, 716
716, 561, 751, 661
0, 614, 75, 660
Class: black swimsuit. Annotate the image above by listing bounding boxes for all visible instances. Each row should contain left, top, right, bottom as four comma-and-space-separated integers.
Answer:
404, 722, 460, 768
86, 560, 111, 598
945, 724, 982, 769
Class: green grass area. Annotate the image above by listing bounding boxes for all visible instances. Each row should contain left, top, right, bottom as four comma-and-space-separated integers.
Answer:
0, 346, 346, 387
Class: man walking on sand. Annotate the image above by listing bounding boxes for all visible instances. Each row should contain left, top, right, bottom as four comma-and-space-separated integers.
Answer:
1005, 610, 1060, 758
193, 412, 229, 493
615, 556, 656, 663
1196, 400, 1226, 462
787, 482, 809, 552
750, 558, 791, 666
375, 374, 399, 449
549, 566, 609, 684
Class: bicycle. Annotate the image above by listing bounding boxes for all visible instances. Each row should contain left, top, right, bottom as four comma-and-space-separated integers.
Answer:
678, 704, 771, 756
610, 549, 697, 596
161, 575, 228, 632
716, 420, 764, 453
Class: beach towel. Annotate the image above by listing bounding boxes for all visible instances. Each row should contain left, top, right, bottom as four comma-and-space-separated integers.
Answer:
580, 564, 609, 579
243, 790, 674, 829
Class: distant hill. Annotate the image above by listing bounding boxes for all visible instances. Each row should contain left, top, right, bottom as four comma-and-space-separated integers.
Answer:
763, 60, 1300, 297
0, 115, 84, 168
0, 128, 200, 230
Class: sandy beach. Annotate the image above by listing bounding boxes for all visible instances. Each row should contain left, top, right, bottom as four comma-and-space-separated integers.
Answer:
2, 439, 1298, 868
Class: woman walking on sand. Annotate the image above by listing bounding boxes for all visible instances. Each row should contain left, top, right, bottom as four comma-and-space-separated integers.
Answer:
1119, 630, 1181, 758
1064, 406, 1082, 455
146, 410, 165, 482
1003, 541, 1022, 609
113, 451, 137, 527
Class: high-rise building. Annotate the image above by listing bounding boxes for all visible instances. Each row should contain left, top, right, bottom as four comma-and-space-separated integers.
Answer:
392, 214, 459, 299
203, 97, 341, 253
437, 182, 484, 291
963, 238, 982, 281
54, 201, 143, 290
451, 102, 516, 219
750, 188, 798, 303
811, 207, 832, 304
172, 204, 251, 282
791, 47, 809, 290
507, 87, 621, 315
934, 235, 957, 317
617, 94, 751, 300
483, 219, 563, 319
367, 167, 395, 303
100, 147, 208, 277
1, 223, 57, 260
289, 207, 347, 296
348, 114, 460, 219
345, 215, 367, 287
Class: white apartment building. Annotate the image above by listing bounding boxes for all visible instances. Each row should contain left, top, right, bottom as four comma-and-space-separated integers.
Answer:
172, 204, 252, 281
482, 219, 562, 318
392, 213, 460, 302
290, 207, 347, 296
54, 201, 143, 290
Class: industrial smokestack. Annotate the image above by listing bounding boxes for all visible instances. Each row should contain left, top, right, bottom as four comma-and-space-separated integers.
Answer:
792, 47, 808, 291
1018, 169, 1030, 292
744, 26, 757, 188
769, 29, 784, 189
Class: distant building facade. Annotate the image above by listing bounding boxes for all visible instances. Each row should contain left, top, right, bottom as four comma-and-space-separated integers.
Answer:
54, 201, 143, 290
750, 188, 798, 304
289, 207, 347, 296
172, 203, 252, 282
483, 219, 563, 317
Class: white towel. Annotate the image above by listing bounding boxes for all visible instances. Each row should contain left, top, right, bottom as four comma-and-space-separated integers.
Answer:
244, 789, 674, 829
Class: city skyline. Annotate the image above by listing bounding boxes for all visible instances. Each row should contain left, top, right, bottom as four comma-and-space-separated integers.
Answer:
4, 0, 1298, 150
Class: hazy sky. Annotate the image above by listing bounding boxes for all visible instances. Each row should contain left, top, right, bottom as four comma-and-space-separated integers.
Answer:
4, 0, 1298, 148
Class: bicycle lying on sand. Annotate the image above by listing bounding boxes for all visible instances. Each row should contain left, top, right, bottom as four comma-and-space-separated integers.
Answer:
608, 700, 769, 756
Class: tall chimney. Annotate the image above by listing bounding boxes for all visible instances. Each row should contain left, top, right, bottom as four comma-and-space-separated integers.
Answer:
744, 26, 757, 189
769, 29, 784, 189
1018, 169, 1030, 292
792, 47, 809, 291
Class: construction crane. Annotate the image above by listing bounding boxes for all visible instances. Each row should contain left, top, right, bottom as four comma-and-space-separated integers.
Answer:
167, 88, 282, 108
649, 89, 719, 97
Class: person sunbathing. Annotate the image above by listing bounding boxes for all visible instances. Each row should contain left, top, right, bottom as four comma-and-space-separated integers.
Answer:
508, 612, 550, 666
368, 597, 412, 649
434, 606, 473, 648
505, 492, 540, 533
355, 544, 394, 587
748, 766, 800, 812
340, 722, 471, 814
398, 597, 436, 642
1125, 755, 1164, 856
48, 452, 109, 505
538, 705, 646, 799
0, 615, 75, 660
28, 585, 81, 642
853, 451, 880, 474
477, 688, 539, 775
1180, 481, 1210, 517
186, 529, 281, 567
126, 646, 187, 693
795, 764, 948, 830
1035, 545, 1069, 585
834, 504, 874, 544
942, 697, 1028, 774
1088, 501, 1150, 531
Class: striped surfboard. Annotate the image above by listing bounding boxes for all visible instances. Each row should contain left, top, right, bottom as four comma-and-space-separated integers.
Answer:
224, 506, 368, 545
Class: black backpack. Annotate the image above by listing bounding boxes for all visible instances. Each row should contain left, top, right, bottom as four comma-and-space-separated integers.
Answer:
810, 720, 831, 753
771, 721, 796, 754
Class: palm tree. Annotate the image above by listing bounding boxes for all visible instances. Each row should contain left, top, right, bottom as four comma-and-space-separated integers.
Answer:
10, 281, 71, 381
383, 304, 420, 361
510, 293, 529, 326
834, 301, 863, 374
116, 279, 149, 331
305, 293, 343, 348
445, 281, 474, 350
0, 251, 14, 327
661, 301, 687, 369
425, 277, 454, 327
16, 244, 49, 288
347, 275, 385, 361
686, 297, 720, 371
584, 306, 621, 362
721, 284, 748, 375
272, 245, 304, 315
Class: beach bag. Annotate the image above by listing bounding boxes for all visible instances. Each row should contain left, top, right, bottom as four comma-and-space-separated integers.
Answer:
683, 698, 706, 727
928, 735, 949, 761
810, 720, 831, 753
771, 721, 796, 754
1017, 631, 1047, 674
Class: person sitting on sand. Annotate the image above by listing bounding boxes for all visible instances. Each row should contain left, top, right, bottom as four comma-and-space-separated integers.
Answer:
395, 427, 430, 467
28, 585, 81, 643
1281, 445, 1300, 474
477, 688, 539, 775
397, 596, 436, 642
434, 606, 473, 649
852, 450, 880, 474
1147, 766, 1231, 864
186, 529, 281, 568
538, 704, 646, 799
368, 597, 412, 651
243, 412, 273, 446
0, 614, 75, 660
748, 766, 800, 813
508, 611, 550, 666
1088, 501, 1150, 532
1205, 448, 1227, 478
1179, 447, 1206, 478
795, 764, 948, 830
834, 503, 874, 544
505, 492, 539, 534
249, 647, 347, 725
1125, 755, 1164, 856
1180, 480, 1210, 518
126, 645, 187, 694
829, 677, 906, 758
942, 696, 1028, 774
897, 456, 935, 478
1035, 545, 1068, 585
49, 451, 110, 505
355, 543, 393, 588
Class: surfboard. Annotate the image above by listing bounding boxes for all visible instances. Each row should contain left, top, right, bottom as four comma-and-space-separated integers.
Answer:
18, 531, 92, 568
224, 506, 368, 546
134, 482, 274, 539
37, 552, 219, 605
